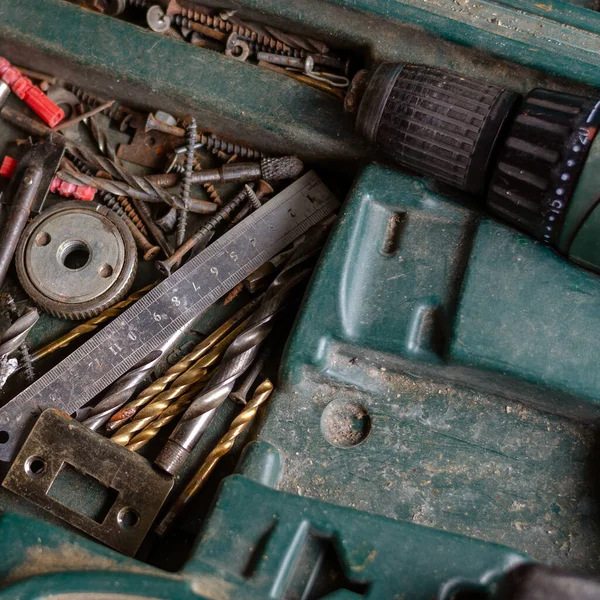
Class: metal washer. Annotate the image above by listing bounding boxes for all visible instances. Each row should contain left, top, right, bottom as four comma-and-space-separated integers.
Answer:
16, 202, 137, 320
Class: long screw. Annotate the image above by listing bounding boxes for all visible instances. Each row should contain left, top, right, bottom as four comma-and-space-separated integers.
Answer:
155, 207, 178, 233
156, 181, 273, 276
106, 297, 261, 432
174, 134, 265, 160
168, 8, 299, 56
79, 330, 185, 431
30, 284, 155, 364
109, 323, 243, 447
0, 297, 37, 383
131, 199, 174, 258
154, 219, 332, 475
172, 159, 222, 206
177, 118, 196, 246
155, 378, 274, 535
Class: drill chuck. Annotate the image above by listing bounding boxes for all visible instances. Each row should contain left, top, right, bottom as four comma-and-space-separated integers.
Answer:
351, 63, 600, 273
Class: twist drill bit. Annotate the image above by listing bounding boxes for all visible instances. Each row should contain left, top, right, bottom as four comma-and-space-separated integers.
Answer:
147, 156, 304, 188
56, 170, 217, 214
30, 284, 155, 364
125, 375, 210, 452
1, 294, 35, 383
110, 318, 249, 446
155, 378, 274, 535
177, 118, 197, 247
155, 218, 333, 475
106, 297, 262, 432
78, 329, 186, 431
0, 307, 39, 359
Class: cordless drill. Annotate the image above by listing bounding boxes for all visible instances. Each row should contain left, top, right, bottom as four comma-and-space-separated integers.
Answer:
347, 63, 600, 273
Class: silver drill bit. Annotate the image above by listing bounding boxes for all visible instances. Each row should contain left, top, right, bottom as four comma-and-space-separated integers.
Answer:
0, 307, 39, 360
177, 118, 196, 247
154, 217, 334, 475
78, 328, 191, 431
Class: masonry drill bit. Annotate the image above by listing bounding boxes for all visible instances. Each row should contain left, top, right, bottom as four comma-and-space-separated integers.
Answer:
0, 307, 39, 359
79, 328, 186, 431
155, 378, 274, 535
110, 319, 249, 446
154, 218, 333, 475
31, 284, 155, 364
125, 375, 211, 452
106, 297, 262, 432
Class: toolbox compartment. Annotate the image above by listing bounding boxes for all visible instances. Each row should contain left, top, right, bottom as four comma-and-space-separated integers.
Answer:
1, 0, 600, 598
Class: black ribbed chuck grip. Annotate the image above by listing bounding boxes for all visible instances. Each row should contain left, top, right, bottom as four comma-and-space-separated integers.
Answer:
487, 88, 600, 245
355, 63, 518, 195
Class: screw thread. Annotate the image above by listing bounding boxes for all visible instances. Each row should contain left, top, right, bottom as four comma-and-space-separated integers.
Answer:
177, 118, 196, 246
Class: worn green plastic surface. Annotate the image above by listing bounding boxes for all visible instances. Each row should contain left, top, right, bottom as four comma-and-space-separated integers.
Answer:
1, 0, 600, 596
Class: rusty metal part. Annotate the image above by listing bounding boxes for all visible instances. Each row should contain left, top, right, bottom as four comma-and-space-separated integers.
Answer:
13, 65, 57, 87
155, 378, 273, 535
155, 207, 178, 233
146, 4, 184, 39
123, 212, 161, 260
156, 181, 273, 276
225, 33, 251, 62
110, 319, 247, 447
3, 409, 173, 556
223, 282, 244, 305
177, 117, 197, 246
118, 196, 148, 234
117, 129, 174, 169
145, 113, 185, 137
189, 33, 224, 51
154, 220, 332, 475
106, 297, 260, 432
171, 160, 222, 205
174, 134, 265, 160
131, 198, 173, 257
30, 284, 155, 364
1, 294, 36, 383
54, 100, 115, 132
171, 15, 227, 41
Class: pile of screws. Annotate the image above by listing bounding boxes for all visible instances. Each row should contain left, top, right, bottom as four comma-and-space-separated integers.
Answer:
72, 0, 352, 98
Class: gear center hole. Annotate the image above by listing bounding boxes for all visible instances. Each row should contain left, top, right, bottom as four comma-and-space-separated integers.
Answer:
59, 240, 92, 271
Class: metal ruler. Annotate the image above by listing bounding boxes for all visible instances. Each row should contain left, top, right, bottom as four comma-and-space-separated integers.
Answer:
0, 171, 338, 462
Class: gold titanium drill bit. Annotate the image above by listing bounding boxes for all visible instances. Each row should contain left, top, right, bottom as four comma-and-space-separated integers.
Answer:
126, 373, 214, 452
109, 319, 249, 446
30, 284, 156, 364
155, 378, 274, 536
106, 296, 262, 432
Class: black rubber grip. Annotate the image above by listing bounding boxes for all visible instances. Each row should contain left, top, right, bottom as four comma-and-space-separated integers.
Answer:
356, 63, 518, 195
487, 88, 600, 245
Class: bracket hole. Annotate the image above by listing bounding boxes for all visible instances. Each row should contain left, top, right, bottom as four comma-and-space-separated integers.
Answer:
25, 456, 47, 478
117, 507, 140, 530
321, 399, 371, 448
0, 430, 9, 444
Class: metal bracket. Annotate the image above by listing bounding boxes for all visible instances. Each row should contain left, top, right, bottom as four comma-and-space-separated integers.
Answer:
3, 409, 173, 556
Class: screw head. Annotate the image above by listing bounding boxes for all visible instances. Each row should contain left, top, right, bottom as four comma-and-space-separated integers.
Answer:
23, 176, 33, 187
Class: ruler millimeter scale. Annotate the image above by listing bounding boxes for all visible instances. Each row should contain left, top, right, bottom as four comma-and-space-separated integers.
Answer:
0, 171, 338, 462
